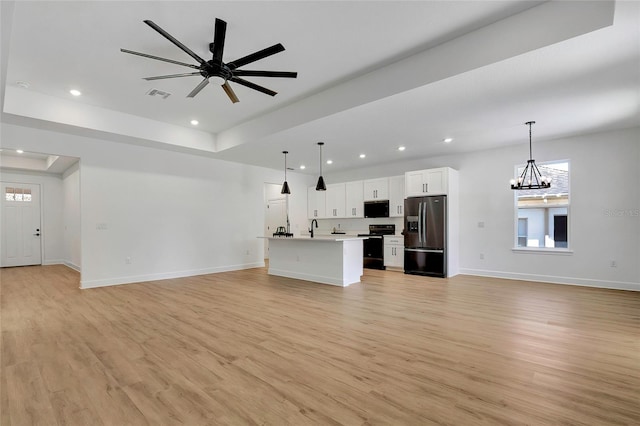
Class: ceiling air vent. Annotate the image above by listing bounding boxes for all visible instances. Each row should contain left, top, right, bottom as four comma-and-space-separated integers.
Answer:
146, 88, 171, 99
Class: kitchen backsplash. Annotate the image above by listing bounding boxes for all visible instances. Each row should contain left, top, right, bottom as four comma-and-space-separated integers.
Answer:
309, 217, 403, 236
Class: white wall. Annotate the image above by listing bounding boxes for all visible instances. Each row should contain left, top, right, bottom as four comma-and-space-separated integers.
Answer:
62, 162, 81, 270
0, 170, 65, 264
326, 127, 640, 290
1, 122, 311, 288
3, 122, 637, 291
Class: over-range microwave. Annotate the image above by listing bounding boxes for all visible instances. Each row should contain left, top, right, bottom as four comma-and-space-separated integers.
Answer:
364, 200, 389, 218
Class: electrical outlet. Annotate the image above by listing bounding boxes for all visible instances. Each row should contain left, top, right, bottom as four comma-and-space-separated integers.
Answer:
479, 253, 485, 260
246, 250, 250, 255
478, 221, 485, 228
96, 223, 108, 230
125, 256, 132, 264
610, 260, 617, 268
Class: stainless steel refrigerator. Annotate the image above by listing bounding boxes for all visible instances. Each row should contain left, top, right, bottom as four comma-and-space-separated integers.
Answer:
404, 195, 447, 277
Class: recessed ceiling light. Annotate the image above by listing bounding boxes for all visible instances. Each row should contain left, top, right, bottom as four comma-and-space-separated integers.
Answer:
190, 119, 199, 126
443, 138, 453, 143
16, 149, 24, 154
359, 154, 366, 158
299, 165, 306, 170
69, 89, 82, 96
16, 81, 30, 89
326, 160, 333, 165
398, 146, 406, 151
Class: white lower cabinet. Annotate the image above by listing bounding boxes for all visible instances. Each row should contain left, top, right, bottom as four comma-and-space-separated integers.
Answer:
384, 236, 404, 269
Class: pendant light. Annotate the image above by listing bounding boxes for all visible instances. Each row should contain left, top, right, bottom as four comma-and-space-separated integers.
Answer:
316, 142, 326, 191
510, 121, 551, 190
280, 150, 291, 194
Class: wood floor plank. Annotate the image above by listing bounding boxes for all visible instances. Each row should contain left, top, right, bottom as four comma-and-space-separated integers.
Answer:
5, 362, 58, 426
1, 264, 639, 425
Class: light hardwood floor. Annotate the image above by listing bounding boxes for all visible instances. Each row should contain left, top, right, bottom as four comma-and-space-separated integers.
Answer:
1, 265, 639, 425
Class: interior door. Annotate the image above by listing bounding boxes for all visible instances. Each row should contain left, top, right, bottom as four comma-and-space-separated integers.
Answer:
1, 182, 42, 267
265, 198, 287, 259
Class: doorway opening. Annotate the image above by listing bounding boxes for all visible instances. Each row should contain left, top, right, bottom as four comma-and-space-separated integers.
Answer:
263, 183, 288, 260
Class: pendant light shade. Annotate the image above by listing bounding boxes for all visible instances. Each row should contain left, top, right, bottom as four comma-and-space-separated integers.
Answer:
510, 121, 551, 190
281, 150, 291, 194
316, 142, 326, 191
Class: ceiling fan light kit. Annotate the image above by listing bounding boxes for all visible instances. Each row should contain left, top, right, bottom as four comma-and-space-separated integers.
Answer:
121, 18, 297, 103
510, 121, 551, 190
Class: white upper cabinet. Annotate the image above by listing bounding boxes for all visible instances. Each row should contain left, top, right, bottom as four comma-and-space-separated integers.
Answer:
363, 178, 389, 201
388, 175, 405, 217
325, 183, 346, 218
307, 186, 327, 219
405, 167, 449, 197
345, 181, 364, 218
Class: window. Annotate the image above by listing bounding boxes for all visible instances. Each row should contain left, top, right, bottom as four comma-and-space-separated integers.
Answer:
514, 161, 569, 249
5, 187, 32, 202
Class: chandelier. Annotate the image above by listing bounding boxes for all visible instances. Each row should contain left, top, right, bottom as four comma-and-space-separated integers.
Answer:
510, 121, 551, 190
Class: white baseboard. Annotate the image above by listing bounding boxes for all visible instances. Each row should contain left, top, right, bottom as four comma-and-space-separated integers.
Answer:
459, 268, 640, 292
80, 262, 265, 289
63, 261, 81, 272
268, 268, 356, 287
43, 259, 81, 272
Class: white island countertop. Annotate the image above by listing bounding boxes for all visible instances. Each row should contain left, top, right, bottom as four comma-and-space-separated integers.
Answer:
258, 235, 365, 286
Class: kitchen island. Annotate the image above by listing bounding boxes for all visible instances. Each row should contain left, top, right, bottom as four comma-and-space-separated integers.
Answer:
260, 236, 366, 286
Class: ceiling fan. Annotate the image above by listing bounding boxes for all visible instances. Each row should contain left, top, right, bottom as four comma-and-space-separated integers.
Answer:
121, 19, 297, 103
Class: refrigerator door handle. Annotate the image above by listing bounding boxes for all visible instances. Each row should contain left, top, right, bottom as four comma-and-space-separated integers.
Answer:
417, 202, 422, 244
422, 200, 427, 245
405, 248, 444, 253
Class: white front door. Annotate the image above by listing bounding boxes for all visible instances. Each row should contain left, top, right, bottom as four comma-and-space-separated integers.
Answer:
1, 182, 42, 267
265, 198, 287, 259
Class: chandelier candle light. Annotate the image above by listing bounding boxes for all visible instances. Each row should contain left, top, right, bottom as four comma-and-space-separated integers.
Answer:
316, 142, 326, 191
281, 151, 291, 194
510, 121, 551, 190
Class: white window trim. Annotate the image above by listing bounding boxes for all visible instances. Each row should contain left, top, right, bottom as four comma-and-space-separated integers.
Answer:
512, 247, 573, 255
512, 159, 571, 252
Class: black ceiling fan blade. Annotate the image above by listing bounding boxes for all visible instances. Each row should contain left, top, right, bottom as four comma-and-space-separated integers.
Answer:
187, 78, 210, 98
143, 72, 201, 81
221, 82, 239, 103
232, 70, 297, 78
144, 20, 206, 65
227, 43, 285, 70
120, 49, 199, 69
230, 77, 277, 96
209, 18, 227, 64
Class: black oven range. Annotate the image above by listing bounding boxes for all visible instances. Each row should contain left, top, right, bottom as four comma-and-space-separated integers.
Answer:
358, 224, 395, 270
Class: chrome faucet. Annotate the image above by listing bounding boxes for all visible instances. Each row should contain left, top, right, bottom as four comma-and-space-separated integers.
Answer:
309, 219, 318, 238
